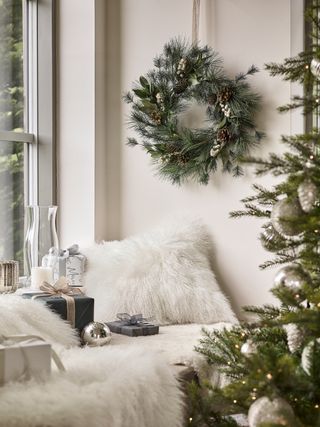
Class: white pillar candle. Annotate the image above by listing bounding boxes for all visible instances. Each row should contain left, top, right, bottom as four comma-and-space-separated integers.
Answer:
31, 267, 53, 289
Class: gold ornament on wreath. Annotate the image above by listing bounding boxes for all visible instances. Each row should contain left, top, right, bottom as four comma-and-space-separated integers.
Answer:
124, 39, 264, 185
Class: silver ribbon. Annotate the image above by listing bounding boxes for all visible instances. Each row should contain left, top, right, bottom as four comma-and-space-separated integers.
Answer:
192, 0, 201, 45
0, 334, 66, 379
58, 244, 80, 257
116, 313, 152, 326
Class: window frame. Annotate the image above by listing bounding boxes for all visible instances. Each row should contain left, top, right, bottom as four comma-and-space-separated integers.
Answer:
0, 0, 56, 207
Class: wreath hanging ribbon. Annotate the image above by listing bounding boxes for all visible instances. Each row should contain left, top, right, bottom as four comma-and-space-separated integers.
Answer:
124, 2, 264, 185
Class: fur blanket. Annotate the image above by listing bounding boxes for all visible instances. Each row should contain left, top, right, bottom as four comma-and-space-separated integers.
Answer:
0, 346, 184, 427
109, 323, 231, 384
0, 296, 184, 427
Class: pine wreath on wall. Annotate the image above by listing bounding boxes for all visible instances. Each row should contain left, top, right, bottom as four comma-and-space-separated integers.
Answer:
124, 39, 264, 185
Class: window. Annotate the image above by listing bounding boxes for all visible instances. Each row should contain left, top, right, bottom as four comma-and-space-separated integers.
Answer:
0, 0, 55, 273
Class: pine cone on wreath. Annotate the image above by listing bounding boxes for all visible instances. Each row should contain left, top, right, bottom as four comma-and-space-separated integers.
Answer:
208, 93, 217, 105
178, 152, 190, 165
165, 143, 180, 154
150, 111, 162, 125
173, 78, 189, 94
218, 87, 233, 103
217, 128, 231, 144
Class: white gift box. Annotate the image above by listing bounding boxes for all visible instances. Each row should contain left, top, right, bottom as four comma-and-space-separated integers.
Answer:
51, 254, 85, 286
0, 339, 51, 385
65, 254, 85, 286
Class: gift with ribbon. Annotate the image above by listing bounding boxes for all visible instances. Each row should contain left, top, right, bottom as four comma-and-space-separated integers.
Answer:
43, 244, 86, 286
22, 277, 94, 332
106, 313, 159, 337
0, 334, 65, 386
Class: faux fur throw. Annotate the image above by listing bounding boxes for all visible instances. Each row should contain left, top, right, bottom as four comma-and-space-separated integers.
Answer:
0, 295, 184, 427
0, 295, 79, 348
83, 218, 237, 325
0, 346, 184, 427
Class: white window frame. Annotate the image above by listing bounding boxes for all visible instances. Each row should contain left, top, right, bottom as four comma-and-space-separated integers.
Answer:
0, 0, 55, 206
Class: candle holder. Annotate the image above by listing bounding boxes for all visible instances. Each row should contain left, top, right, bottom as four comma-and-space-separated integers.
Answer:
24, 206, 59, 284
0, 260, 19, 293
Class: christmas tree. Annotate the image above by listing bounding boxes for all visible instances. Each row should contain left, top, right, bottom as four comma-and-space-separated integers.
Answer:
189, 4, 320, 427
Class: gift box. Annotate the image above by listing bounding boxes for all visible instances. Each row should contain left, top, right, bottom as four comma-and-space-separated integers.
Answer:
43, 244, 86, 287
65, 253, 85, 286
0, 338, 51, 385
22, 292, 94, 332
106, 321, 159, 337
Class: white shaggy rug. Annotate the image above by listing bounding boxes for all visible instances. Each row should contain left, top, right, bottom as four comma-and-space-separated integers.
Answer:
109, 323, 231, 385
0, 346, 184, 427
0, 295, 184, 427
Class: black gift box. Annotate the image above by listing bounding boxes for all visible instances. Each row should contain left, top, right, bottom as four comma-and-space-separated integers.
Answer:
22, 293, 94, 332
106, 321, 159, 337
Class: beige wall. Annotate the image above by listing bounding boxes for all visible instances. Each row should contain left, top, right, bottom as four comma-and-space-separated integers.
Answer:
57, 0, 303, 317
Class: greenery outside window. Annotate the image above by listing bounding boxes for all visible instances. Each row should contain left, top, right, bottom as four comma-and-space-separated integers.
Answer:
0, 0, 55, 272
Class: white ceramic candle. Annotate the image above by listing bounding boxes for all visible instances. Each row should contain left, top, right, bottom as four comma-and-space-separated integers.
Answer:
31, 267, 53, 289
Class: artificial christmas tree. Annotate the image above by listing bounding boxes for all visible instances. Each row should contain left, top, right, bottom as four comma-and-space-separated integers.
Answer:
189, 3, 320, 427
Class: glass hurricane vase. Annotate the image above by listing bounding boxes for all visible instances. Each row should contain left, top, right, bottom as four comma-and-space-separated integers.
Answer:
24, 205, 59, 278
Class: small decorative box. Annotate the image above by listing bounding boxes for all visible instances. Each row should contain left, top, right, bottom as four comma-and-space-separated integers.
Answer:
0, 339, 51, 385
43, 244, 86, 286
106, 314, 159, 337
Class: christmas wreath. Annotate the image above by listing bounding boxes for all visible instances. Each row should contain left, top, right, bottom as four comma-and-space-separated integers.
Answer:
124, 39, 264, 185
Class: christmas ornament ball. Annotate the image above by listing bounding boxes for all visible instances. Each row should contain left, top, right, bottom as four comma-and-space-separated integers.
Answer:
81, 322, 112, 346
248, 396, 298, 427
273, 265, 307, 291
301, 339, 320, 375
298, 179, 318, 213
240, 340, 257, 357
270, 198, 303, 238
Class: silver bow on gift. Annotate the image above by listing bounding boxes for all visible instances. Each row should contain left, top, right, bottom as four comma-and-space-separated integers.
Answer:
116, 313, 152, 326
58, 243, 80, 258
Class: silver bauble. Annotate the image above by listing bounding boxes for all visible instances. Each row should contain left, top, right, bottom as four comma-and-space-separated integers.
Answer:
248, 396, 298, 427
81, 322, 112, 346
260, 222, 284, 252
271, 198, 303, 238
273, 265, 307, 291
301, 339, 320, 375
311, 58, 320, 79
298, 179, 318, 213
240, 340, 257, 357
283, 324, 304, 353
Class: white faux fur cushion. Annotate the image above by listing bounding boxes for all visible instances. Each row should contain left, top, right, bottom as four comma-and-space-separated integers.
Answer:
0, 295, 79, 348
0, 346, 184, 427
83, 218, 237, 325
